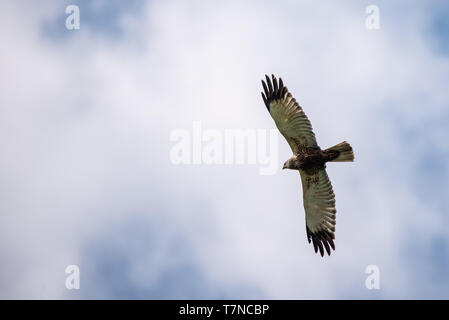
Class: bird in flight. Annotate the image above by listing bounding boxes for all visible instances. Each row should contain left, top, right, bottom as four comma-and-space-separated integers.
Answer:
261, 74, 354, 256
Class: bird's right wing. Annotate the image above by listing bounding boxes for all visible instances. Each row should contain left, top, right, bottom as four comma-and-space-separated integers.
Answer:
261, 74, 318, 153
299, 168, 336, 256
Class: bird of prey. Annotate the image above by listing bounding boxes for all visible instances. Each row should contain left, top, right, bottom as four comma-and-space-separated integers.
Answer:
261, 74, 354, 257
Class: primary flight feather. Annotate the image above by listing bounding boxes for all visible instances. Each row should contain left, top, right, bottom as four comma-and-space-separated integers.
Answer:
261, 74, 354, 257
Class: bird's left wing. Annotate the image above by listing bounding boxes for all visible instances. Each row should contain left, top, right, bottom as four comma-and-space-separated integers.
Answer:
261, 74, 318, 153
300, 168, 336, 256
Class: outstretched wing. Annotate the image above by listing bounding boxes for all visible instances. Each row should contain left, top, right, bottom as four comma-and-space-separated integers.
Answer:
300, 168, 336, 257
261, 74, 318, 153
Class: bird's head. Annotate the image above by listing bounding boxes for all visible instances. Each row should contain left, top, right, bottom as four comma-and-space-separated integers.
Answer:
283, 156, 300, 170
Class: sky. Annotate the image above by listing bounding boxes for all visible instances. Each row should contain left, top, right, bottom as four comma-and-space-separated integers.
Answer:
0, 0, 448, 299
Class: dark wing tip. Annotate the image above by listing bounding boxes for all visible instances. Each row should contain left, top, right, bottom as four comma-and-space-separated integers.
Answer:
260, 74, 287, 112
307, 227, 335, 257
261, 92, 269, 110
271, 74, 278, 95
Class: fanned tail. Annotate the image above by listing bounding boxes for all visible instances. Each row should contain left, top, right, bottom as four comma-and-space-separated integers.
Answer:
325, 141, 354, 162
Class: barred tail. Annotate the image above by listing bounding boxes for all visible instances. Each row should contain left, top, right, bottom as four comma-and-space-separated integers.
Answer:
325, 141, 354, 162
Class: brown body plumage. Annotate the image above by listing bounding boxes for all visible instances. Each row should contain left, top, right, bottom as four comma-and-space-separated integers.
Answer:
283, 147, 339, 171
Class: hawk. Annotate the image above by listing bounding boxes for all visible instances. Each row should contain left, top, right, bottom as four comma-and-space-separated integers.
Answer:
261, 74, 354, 256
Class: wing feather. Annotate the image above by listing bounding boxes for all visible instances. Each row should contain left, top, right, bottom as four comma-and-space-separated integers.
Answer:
261, 74, 318, 153
300, 168, 336, 256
